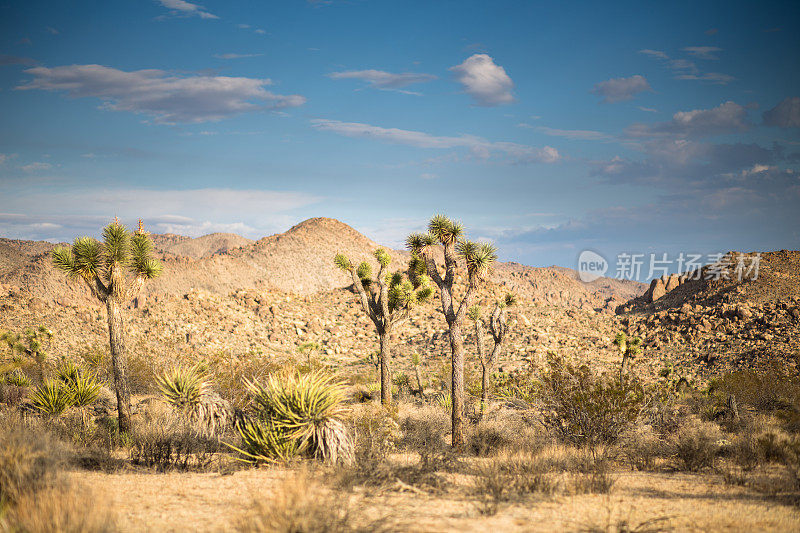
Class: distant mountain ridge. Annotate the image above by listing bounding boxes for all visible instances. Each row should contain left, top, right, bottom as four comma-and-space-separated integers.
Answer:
0, 217, 643, 310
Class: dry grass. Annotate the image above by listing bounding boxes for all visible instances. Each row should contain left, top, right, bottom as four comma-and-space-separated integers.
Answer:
2, 483, 116, 533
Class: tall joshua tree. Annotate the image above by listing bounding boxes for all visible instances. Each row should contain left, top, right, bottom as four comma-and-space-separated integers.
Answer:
406, 215, 497, 448
52, 219, 162, 433
334, 248, 432, 406
468, 292, 517, 417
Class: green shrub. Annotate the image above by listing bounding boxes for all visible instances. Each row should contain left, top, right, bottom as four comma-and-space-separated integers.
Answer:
539, 355, 645, 446
130, 412, 221, 471
672, 418, 721, 471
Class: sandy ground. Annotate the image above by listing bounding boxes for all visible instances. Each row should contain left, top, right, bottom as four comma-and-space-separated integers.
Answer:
71, 467, 800, 532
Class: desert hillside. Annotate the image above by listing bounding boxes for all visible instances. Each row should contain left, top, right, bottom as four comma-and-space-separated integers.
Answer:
0, 217, 643, 309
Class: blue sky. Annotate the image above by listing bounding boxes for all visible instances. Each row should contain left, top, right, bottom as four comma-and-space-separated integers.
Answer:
1, 0, 798, 278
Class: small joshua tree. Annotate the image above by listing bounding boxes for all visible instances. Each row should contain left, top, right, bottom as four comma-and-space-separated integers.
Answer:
613, 332, 642, 377
334, 249, 432, 406
469, 292, 517, 417
52, 219, 162, 433
1, 326, 52, 382
407, 215, 497, 448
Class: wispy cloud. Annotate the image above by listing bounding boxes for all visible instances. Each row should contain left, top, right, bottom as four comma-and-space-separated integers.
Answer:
158, 0, 218, 20
682, 46, 723, 60
310, 119, 559, 163
626, 101, 749, 138
20, 162, 52, 172
213, 53, 263, 59
17, 64, 306, 124
591, 75, 651, 103
536, 126, 611, 141
0, 54, 36, 66
639, 48, 734, 84
328, 69, 436, 94
450, 54, 514, 106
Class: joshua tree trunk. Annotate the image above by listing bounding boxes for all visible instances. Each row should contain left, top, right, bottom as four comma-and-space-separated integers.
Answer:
474, 317, 488, 417
619, 353, 629, 379
449, 323, 466, 449
379, 329, 392, 406
107, 298, 132, 434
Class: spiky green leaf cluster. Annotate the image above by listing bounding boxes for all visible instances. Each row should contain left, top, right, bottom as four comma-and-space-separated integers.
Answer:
52, 220, 162, 287
457, 240, 498, 280
231, 417, 301, 463
405, 233, 435, 254
374, 248, 391, 268
502, 293, 518, 308
30, 380, 75, 416
356, 261, 373, 288
156, 363, 210, 411
333, 253, 351, 272
241, 371, 352, 463
4, 368, 31, 387
428, 214, 464, 245
467, 305, 482, 322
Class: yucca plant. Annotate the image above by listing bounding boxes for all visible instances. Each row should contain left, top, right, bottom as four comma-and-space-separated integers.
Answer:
435, 392, 453, 413
30, 380, 75, 416
407, 215, 497, 448
52, 219, 162, 433
156, 363, 210, 411
334, 248, 432, 407
4, 368, 31, 388
239, 371, 352, 463
156, 363, 231, 438
232, 417, 302, 463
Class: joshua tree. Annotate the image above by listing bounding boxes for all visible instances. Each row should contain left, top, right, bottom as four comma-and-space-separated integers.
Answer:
469, 292, 517, 417
52, 219, 162, 433
407, 215, 497, 448
613, 332, 642, 377
334, 248, 432, 406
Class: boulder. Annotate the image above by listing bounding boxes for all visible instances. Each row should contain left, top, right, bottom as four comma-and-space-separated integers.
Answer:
665, 274, 681, 292
649, 278, 667, 302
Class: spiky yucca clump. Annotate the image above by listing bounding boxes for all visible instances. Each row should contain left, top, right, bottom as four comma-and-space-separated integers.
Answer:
234, 417, 302, 463
156, 363, 231, 438
30, 380, 75, 416
4, 369, 31, 388
238, 372, 352, 464
156, 363, 210, 410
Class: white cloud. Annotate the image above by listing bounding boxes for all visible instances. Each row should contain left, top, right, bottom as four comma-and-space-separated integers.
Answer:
17, 64, 306, 123
450, 54, 514, 106
20, 162, 52, 172
591, 75, 651, 103
45, 27, 59, 35
638, 106, 658, 113
627, 101, 749, 138
213, 53, 263, 59
0, 154, 7, 165
420, 173, 438, 180
328, 69, 436, 93
310, 119, 559, 163
639, 49, 668, 60
763, 97, 800, 128
158, 0, 218, 19
682, 46, 723, 60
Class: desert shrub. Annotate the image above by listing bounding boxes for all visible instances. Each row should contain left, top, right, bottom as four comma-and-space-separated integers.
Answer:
235, 371, 352, 464
672, 418, 721, 471
0, 413, 70, 503
4, 368, 31, 388
473, 453, 555, 515
29, 379, 75, 416
129, 410, 221, 471
3, 484, 116, 533
539, 355, 645, 446
349, 403, 400, 465
570, 459, 615, 494
466, 411, 540, 456
492, 366, 539, 405
618, 425, 668, 471
236, 470, 353, 533
399, 406, 452, 469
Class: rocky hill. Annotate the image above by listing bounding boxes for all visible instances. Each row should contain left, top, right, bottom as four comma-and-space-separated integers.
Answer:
617, 250, 800, 374
0, 217, 642, 310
